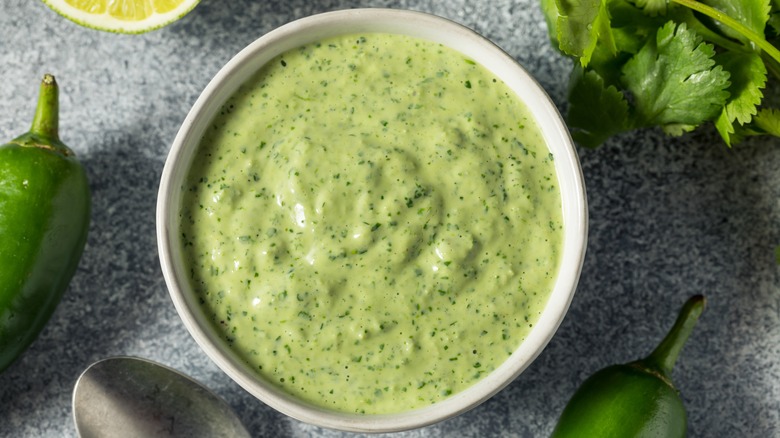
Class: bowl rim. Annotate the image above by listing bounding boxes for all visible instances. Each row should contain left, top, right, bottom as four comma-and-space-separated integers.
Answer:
157, 7, 588, 433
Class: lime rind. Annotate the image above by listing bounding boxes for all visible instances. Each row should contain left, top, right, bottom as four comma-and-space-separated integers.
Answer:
40, 0, 200, 34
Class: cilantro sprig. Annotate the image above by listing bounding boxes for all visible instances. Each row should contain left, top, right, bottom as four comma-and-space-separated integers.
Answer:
541, 0, 780, 147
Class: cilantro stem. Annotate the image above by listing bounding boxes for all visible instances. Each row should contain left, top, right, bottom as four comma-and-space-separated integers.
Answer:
671, 0, 780, 65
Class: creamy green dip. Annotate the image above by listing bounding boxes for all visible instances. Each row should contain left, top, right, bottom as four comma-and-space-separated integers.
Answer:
180, 33, 562, 414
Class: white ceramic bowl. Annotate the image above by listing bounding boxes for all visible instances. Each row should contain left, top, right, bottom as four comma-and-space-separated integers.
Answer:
157, 8, 587, 433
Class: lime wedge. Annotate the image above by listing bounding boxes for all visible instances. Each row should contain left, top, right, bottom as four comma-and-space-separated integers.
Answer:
40, 0, 200, 34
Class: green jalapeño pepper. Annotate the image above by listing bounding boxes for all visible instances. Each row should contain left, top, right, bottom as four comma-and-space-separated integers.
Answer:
0, 74, 91, 372
552, 295, 706, 438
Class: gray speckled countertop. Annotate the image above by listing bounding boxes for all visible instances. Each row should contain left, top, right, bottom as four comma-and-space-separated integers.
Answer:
1, 1, 779, 437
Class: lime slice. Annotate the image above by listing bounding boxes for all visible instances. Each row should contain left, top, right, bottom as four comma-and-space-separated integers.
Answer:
40, 0, 200, 34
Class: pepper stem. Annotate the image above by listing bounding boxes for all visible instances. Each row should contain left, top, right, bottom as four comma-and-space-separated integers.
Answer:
30, 74, 60, 141
645, 295, 706, 376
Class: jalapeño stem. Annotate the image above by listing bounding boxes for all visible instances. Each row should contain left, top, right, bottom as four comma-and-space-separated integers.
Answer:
30, 74, 60, 141
646, 295, 706, 376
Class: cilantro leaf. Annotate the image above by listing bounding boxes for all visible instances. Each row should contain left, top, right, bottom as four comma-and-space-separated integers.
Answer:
730, 107, 780, 142
566, 65, 631, 147
718, 52, 767, 125
540, 0, 563, 49
538, 0, 780, 147
714, 51, 767, 146
553, 0, 616, 66
702, 0, 770, 44
673, 0, 780, 65
752, 107, 780, 135
621, 21, 731, 130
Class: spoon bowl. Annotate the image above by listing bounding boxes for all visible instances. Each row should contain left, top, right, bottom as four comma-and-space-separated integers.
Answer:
72, 356, 250, 438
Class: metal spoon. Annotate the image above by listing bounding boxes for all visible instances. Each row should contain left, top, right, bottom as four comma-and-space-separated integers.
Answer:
72, 356, 250, 438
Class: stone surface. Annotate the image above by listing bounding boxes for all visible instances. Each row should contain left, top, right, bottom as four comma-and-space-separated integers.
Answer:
1, 1, 779, 437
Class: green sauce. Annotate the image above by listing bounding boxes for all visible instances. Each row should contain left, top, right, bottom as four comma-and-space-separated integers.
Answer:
180, 33, 563, 414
